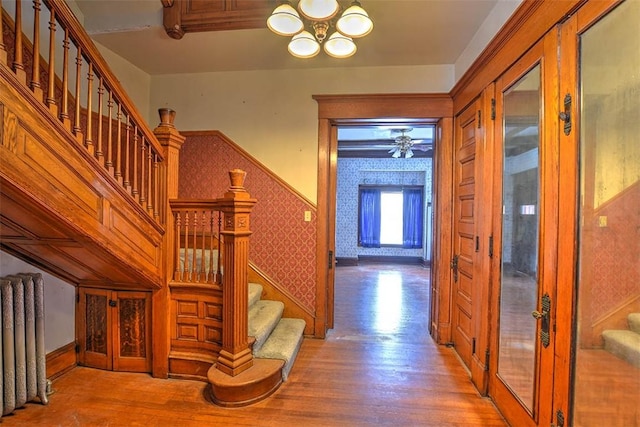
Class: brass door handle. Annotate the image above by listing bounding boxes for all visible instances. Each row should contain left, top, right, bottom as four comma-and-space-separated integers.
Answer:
531, 309, 548, 319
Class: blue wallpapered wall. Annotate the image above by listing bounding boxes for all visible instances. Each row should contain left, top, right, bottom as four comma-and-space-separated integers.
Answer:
336, 157, 433, 262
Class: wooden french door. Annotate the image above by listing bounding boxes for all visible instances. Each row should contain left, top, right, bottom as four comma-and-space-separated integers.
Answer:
488, 28, 560, 427
555, 1, 640, 426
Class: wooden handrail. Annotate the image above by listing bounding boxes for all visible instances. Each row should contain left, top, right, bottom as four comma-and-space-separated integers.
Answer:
1, 0, 165, 224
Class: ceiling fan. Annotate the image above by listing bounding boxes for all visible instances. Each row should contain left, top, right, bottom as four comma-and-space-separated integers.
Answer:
388, 128, 432, 158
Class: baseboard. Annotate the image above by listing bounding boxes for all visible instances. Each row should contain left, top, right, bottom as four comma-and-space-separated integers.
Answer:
46, 341, 77, 380
169, 351, 216, 382
335, 257, 358, 266
358, 255, 424, 265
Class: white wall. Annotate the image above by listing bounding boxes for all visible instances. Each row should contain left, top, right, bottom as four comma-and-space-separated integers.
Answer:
150, 65, 453, 203
454, 0, 524, 82
0, 251, 76, 354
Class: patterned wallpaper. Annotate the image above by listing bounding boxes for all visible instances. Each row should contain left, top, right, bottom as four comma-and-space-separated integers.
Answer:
583, 182, 640, 325
336, 157, 433, 261
178, 132, 317, 311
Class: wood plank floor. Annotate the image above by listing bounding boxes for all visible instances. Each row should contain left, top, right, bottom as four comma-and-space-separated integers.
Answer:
3, 263, 507, 426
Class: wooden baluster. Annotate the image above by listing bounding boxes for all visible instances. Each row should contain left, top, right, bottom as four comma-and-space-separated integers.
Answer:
174, 211, 181, 281
45, 7, 57, 113
85, 63, 94, 154
12, 0, 26, 83
105, 90, 113, 173
153, 153, 160, 221
192, 210, 198, 282
139, 137, 147, 207
60, 28, 70, 128
216, 211, 222, 284
199, 210, 207, 282
208, 212, 215, 283
95, 77, 104, 163
0, 0, 6, 64
132, 126, 139, 200
123, 115, 131, 192
73, 44, 83, 140
30, 0, 43, 100
146, 143, 153, 215
184, 210, 190, 282
114, 103, 123, 183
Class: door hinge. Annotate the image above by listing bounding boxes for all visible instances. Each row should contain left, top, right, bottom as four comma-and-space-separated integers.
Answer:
450, 254, 459, 282
551, 409, 565, 427
477, 110, 481, 128
75, 343, 80, 354
488, 235, 494, 258
490, 98, 496, 120
76, 293, 80, 303
484, 349, 490, 371
328, 250, 333, 270
559, 93, 572, 135
471, 337, 476, 354
475, 236, 480, 252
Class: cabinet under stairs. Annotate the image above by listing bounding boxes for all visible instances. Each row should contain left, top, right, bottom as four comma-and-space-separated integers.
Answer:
207, 282, 305, 407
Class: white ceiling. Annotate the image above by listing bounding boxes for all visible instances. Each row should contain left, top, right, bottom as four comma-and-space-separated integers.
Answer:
74, 0, 502, 75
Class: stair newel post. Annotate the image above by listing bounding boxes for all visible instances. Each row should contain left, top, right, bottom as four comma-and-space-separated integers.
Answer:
215, 169, 257, 376
152, 107, 185, 378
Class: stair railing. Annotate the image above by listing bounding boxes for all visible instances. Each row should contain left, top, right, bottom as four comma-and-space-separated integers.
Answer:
169, 170, 257, 376
1, 0, 165, 224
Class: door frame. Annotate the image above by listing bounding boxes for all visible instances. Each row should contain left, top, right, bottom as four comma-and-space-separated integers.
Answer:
313, 94, 453, 338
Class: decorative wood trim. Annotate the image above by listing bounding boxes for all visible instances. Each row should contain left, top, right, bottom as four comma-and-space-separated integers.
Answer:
313, 93, 452, 120
450, 0, 585, 115
315, 94, 454, 339
46, 341, 77, 380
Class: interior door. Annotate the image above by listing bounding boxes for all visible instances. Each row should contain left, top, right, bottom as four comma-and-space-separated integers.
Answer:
489, 29, 559, 427
451, 100, 481, 373
555, 1, 640, 425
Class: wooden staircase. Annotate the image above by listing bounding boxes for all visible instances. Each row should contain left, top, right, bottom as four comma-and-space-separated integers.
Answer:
208, 283, 305, 407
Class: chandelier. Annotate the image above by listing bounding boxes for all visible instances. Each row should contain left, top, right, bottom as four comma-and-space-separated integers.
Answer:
267, 0, 373, 59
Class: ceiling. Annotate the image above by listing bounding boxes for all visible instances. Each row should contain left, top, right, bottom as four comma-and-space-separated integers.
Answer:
74, 0, 501, 75
73, 0, 502, 158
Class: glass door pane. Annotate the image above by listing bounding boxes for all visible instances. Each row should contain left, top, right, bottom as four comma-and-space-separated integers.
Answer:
572, 1, 640, 425
497, 64, 541, 414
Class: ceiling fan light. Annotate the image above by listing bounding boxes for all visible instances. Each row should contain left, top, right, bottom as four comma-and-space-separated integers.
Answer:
336, 1, 373, 38
298, 0, 339, 20
392, 150, 401, 158
324, 32, 356, 58
288, 31, 321, 58
267, 2, 304, 36
405, 148, 414, 158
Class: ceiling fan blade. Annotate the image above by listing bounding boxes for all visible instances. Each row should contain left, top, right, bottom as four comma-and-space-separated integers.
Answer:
414, 144, 433, 151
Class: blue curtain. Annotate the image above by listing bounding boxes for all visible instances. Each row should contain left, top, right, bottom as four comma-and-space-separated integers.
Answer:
402, 189, 423, 248
360, 189, 381, 247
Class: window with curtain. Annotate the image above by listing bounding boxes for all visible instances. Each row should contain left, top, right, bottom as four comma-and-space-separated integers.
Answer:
358, 186, 424, 248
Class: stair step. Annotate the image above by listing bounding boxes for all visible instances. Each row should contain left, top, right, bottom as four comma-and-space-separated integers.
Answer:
248, 300, 284, 353
255, 318, 306, 381
628, 313, 640, 335
602, 329, 640, 368
248, 283, 263, 308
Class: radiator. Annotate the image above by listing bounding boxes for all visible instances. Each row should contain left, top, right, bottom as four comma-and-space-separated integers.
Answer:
0, 273, 48, 417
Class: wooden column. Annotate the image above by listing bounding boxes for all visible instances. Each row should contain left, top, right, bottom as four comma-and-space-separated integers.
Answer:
216, 169, 257, 376
152, 108, 185, 378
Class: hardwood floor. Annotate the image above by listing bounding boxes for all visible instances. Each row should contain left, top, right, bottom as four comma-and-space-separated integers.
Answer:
3, 263, 506, 426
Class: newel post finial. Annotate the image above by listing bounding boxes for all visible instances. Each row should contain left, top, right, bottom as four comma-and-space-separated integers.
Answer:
158, 108, 176, 128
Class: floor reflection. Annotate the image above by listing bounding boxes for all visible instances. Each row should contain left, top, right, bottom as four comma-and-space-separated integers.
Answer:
374, 270, 403, 334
